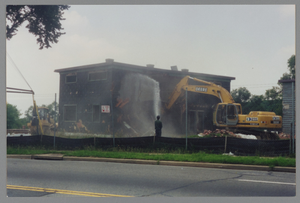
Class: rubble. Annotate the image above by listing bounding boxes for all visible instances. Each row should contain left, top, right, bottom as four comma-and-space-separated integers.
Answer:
199, 129, 256, 139
277, 132, 296, 140
200, 129, 243, 138
199, 129, 295, 140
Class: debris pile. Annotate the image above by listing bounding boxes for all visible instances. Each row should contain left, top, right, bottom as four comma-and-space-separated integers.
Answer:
199, 129, 241, 138
198, 129, 257, 139
199, 130, 296, 140
277, 132, 296, 140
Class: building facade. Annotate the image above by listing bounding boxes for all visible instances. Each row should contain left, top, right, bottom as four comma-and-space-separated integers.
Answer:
278, 79, 296, 136
54, 59, 235, 137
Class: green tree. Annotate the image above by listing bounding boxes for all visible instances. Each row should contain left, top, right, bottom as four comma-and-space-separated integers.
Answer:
25, 101, 59, 121
231, 55, 294, 117
287, 55, 295, 79
231, 87, 251, 103
24, 105, 33, 123
242, 95, 264, 114
278, 54, 295, 83
6, 5, 70, 49
46, 101, 59, 120
7, 103, 22, 129
262, 99, 282, 116
264, 86, 281, 100
279, 72, 293, 82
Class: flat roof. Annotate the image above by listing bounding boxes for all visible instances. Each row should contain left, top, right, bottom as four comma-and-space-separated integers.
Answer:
54, 59, 235, 81
278, 79, 295, 83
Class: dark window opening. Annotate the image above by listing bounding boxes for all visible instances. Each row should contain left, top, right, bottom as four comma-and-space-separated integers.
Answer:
89, 70, 107, 81
93, 105, 100, 122
213, 81, 222, 86
64, 105, 77, 122
65, 73, 77, 83
189, 111, 204, 134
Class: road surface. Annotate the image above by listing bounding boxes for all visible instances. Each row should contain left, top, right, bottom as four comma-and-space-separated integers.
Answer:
7, 158, 296, 197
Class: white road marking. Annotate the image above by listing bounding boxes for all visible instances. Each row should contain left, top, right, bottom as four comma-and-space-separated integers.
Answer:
237, 179, 296, 186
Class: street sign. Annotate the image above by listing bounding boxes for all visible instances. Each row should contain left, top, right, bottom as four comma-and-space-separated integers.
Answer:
101, 105, 110, 113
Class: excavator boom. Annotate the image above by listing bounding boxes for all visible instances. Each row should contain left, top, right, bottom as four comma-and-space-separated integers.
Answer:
166, 75, 282, 139
166, 76, 235, 109
32, 96, 44, 135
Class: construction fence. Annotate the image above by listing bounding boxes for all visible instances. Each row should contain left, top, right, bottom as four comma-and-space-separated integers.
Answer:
7, 135, 294, 156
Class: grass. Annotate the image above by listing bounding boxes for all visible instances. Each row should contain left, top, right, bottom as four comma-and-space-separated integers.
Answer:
7, 146, 296, 168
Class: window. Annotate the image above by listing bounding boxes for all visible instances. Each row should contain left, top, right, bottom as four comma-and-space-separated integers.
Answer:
216, 104, 226, 124
93, 105, 100, 122
88, 70, 107, 81
64, 105, 77, 122
227, 105, 237, 119
65, 73, 77, 83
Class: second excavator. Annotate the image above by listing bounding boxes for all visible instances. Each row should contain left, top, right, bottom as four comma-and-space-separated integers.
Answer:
166, 76, 282, 139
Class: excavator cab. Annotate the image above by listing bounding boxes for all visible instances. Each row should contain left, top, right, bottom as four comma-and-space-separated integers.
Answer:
216, 103, 239, 126
28, 106, 51, 135
38, 107, 49, 122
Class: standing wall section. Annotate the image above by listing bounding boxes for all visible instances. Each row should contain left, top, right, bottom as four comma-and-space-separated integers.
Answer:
280, 80, 295, 135
58, 67, 113, 134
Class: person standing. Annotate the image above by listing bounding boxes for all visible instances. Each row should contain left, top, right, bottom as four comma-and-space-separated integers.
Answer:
155, 115, 163, 137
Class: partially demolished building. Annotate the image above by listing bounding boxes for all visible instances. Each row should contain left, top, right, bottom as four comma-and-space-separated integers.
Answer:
54, 59, 235, 137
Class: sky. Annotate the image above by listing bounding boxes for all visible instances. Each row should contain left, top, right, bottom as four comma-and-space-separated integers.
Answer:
5, 4, 295, 117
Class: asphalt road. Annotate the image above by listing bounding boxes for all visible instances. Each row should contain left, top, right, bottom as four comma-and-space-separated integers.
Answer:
7, 158, 296, 197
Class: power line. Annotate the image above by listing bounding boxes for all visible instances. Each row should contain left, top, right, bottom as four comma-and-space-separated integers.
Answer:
232, 84, 280, 89
7, 52, 33, 92
232, 83, 278, 87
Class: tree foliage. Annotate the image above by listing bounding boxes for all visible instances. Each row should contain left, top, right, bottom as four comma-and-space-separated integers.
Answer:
7, 101, 59, 130
6, 5, 70, 49
232, 54, 296, 116
44, 101, 59, 120
25, 101, 59, 121
231, 87, 282, 116
231, 87, 251, 103
287, 55, 295, 79
264, 86, 281, 100
278, 54, 295, 83
7, 103, 23, 129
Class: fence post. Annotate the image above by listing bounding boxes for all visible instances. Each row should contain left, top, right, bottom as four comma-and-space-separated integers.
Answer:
224, 135, 227, 153
185, 88, 188, 150
111, 97, 115, 148
290, 123, 292, 154
54, 93, 56, 149
291, 81, 295, 154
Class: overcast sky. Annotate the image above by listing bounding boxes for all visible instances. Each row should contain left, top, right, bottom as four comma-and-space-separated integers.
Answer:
5, 4, 295, 117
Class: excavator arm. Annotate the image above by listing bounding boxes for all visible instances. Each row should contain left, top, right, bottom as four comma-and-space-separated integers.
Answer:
165, 76, 282, 139
166, 76, 235, 109
7, 87, 44, 135
32, 96, 44, 135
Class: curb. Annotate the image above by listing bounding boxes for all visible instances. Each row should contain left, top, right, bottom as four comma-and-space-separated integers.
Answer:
7, 154, 295, 173
32, 154, 64, 160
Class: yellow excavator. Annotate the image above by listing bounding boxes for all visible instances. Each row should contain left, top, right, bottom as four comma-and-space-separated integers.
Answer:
6, 54, 53, 135
6, 87, 52, 135
166, 76, 282, 139
27, 99, 53, 135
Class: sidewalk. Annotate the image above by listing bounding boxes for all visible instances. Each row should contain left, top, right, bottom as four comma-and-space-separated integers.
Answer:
7, 154, 295, 173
